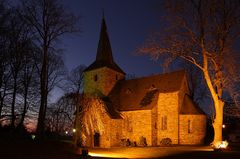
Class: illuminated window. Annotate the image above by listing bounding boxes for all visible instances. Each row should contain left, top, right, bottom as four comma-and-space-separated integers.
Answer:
94, 75, 98, 81
161, 116, 167, 130
188, 120, 192, 133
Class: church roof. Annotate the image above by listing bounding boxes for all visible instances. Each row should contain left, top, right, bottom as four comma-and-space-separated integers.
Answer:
108, 70, 186, 111
180, 94, 205, 115
84, 18, 125, 74
102, 97, 122, 119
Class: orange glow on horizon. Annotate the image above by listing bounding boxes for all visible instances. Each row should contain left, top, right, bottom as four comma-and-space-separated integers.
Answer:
25, 119, 37, 132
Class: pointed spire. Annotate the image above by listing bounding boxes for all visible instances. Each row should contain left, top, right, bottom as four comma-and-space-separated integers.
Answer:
96, 17, 114, 63
84, 17, 125, 74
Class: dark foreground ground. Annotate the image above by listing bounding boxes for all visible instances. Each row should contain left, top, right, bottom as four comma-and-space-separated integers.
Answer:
0, 138, 78, 159
0, 137, 239, 159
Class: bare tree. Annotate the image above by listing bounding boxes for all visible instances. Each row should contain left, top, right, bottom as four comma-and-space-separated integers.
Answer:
0, 1, 39, 128
7, 8, 33, 127
17, 43, 38, 128
138, 0, 240, 145
0, 0, 11, 122
75, 94, 106, 147
64, 65, 86, 94
47, 52, 66, 94
45, 94, 75, 135
20, 0, 79, 136
46, 64, 86, 141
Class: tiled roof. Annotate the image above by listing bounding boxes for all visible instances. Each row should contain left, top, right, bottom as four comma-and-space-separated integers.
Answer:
102, 97, 122, 119
84, 60, 125, 74
108, 70, 186, 111
180, 94, 205, 115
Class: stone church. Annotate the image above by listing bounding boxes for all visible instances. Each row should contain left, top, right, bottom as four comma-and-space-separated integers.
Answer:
76, 18, 206, 148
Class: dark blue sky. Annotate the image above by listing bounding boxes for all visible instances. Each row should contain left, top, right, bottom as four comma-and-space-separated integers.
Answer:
59, 0, 164, 77
10, 0, 165, 101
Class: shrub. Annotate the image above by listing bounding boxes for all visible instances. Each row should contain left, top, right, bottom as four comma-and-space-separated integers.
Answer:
139, 136, 147, 146
160, 138, 172, 146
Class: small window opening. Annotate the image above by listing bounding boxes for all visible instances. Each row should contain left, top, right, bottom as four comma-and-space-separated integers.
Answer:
188, 120, 192, 133
94, 75, 98, 81
161, 116, 167, 130
116, 75, 118, 80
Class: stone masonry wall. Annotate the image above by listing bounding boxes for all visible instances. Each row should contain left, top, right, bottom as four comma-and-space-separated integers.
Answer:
121, 110, 152, 146
99, 111, 111, 148
151, 104, 158, 146
109, 119, 123, 147
157, 92, 179, 144
83, 67, 125, 96
179, 115, 206, 145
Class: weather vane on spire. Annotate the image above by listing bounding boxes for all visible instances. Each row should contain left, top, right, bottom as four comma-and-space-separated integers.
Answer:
101, 0, 105, 19
102, 8, 105, 19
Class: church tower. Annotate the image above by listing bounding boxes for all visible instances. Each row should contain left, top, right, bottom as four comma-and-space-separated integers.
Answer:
83, 17, 125, 97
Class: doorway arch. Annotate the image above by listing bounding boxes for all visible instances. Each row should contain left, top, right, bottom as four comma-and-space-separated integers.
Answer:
94, 132, 100, 147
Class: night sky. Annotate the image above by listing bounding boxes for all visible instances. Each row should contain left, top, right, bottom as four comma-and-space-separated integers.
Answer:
54, 0, 165, 101
58, 0, 163, 76
10, 0, 167, 101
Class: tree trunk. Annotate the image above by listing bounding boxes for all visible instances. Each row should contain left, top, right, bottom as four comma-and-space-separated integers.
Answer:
36, 45, 48, 137
202, 50, 224, 144
203, 68, 224, 144
0, 95, 3, 124
11, 78, 17, 128
0, 85, 7, 121
18, 87, 28, 128
212, 99, 224, 143
36, 73, 47, 137
0, 95, 3, 118
0, 70, 2, 117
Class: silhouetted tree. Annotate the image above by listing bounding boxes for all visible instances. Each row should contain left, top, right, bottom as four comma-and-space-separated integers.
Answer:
7, 8, 33, 128
0, 1, 38, 128
47, 52, 66, 94
17, 43, 38, 128
45, 94, 75, 135
20, 0, 79, 137
64, 65, 86, 94
139, 0, 240, 144
0, 0, 11, 123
